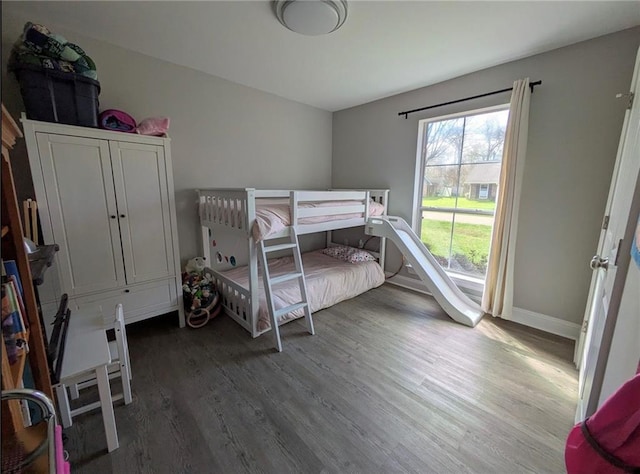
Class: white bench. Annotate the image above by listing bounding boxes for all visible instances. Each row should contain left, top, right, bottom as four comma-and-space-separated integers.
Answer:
53, 309, 118, 452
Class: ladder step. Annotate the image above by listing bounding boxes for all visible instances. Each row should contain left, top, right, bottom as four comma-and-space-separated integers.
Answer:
263, 243, 297, 253
274, 302, 308, 318
269, 272, 303, 285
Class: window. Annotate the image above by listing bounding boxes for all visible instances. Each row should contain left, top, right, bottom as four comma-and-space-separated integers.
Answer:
415, 106, 509, 279
478, 184, 489, 200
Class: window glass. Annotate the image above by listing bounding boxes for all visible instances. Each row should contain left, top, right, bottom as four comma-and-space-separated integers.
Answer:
418, 108, 509, 278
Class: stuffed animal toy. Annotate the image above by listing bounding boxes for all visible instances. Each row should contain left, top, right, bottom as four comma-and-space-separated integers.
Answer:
181, 268, 220, 328
191, 297, 201, 310
185, 257, 206, 274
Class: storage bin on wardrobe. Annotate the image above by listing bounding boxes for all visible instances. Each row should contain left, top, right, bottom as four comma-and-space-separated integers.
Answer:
14, 64, 100, 127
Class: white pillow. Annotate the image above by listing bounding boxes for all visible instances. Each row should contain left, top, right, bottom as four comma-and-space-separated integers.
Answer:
322, 245, 376, 264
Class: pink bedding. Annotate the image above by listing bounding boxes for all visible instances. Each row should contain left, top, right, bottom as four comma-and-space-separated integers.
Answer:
221, 250, 385, 331
253, 199, 385, 241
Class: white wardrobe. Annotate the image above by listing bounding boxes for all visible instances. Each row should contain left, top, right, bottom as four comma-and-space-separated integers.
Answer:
22, 118, 185, 327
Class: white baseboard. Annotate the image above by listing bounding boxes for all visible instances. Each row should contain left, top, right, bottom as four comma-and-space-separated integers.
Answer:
386, 273, 484, 303
384, 274, 580, 341
385, 273, 432, 295
509, 307, 580, 341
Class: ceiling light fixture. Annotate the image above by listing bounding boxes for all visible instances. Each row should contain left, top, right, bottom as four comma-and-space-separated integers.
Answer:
274, 0, 348, 36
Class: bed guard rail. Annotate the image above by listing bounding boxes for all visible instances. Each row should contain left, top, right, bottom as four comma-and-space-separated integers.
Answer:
207, 267, 252, 330
198, 188, 389, 234
198, 188, 254, 234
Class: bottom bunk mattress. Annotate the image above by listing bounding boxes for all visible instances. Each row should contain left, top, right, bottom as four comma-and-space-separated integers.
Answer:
220, 250, 385, 332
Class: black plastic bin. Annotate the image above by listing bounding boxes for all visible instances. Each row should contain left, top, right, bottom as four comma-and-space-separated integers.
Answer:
12, 64, 100, 127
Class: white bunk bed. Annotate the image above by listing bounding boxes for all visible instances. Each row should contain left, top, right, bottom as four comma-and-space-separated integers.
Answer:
197, 188, 389, 338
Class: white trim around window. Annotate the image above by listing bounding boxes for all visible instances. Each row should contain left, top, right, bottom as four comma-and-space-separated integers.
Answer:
413, 103, 509, 283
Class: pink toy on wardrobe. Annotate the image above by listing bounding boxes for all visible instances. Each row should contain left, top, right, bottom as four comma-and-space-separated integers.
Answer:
136, 117, 170, 137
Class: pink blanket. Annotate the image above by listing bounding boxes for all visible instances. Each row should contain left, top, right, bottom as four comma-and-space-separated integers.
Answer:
222, 250, 385, 330
253, 199, 385, 241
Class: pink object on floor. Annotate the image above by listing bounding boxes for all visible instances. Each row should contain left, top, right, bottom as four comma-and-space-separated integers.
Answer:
565, 374, 640, 473
55, 425, 70, 473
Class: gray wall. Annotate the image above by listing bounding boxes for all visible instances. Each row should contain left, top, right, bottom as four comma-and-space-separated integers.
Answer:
1, 5, 333, 263
3, 3, 638, 326
333, 27, 640, 324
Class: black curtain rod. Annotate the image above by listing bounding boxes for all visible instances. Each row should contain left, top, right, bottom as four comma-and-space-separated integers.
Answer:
398, 80, 542, 119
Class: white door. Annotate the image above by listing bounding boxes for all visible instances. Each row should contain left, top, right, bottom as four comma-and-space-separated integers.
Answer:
36, 134, 126, 295
576, 47, 640, 421
109, 141, 174, 284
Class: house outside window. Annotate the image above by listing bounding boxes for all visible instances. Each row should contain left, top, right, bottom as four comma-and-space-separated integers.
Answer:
415, 106, 509, 279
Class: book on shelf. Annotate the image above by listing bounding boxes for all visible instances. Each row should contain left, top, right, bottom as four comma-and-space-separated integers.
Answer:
6, 280, 28, 341
8, 277, 28, 330
3, 260, 23, 296
1, 278, 30, 365
2, 257, 29, 334
2, 285, 18, 364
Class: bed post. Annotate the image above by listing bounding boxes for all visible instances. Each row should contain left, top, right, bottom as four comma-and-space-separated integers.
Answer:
246, 189, 260, 337
290, 191, 299, 227
326, 187, 332, 248
364, 191, 371, 219
379, 189, 389, 271
197, 190, 212, 264
201, 227, 211, 263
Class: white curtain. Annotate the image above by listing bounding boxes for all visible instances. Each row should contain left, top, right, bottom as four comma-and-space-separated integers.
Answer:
482, 78, 531, 319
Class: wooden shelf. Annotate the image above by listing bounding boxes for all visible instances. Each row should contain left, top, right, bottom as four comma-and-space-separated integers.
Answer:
9, 349, 27, 388
2, 104, 53, 438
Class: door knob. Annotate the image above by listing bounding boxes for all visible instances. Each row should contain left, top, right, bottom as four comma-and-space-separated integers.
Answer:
590, 255, 609, 270
110, 215, 116, 219
120, 214, 126, 218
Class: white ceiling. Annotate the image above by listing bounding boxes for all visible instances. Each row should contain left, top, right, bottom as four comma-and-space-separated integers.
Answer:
6, 1, 640, 111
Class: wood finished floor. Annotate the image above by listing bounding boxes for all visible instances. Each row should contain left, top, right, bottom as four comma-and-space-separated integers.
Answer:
64, 284, 578, 473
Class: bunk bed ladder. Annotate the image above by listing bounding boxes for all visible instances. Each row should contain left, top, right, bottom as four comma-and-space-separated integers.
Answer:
258, 228, 314, 352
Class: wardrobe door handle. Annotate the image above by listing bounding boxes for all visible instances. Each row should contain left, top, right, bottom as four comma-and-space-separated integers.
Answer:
124, 289, 130, 293
120, 214, 126, 218
110, 215, 116, 219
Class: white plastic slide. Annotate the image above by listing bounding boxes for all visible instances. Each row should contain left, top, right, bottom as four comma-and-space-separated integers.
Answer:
365, 216, 484, 327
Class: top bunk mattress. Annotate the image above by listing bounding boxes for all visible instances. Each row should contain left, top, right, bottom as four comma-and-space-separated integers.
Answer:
254, 199, 385, 241
221, 250, 385, 332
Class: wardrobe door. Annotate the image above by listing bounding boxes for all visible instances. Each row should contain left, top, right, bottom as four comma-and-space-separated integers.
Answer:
109, 141, 174, 284
35, 133, 126, 295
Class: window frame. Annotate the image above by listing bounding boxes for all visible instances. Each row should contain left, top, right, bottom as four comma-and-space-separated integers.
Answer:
412, 103, 510, 281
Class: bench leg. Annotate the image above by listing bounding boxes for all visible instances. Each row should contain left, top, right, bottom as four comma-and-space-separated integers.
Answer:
69, 383, 80, 400
54, 384, 72, 428
121, 364, 133, 405
96, 365, 119, 452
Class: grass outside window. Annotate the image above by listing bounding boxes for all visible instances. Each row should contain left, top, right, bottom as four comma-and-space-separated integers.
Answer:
421, 219, 493, 277
422, 196, 496, 212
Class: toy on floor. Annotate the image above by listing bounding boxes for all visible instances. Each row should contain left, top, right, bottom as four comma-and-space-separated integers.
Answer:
182, 263, 220, 328
185, 257, 206, 274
